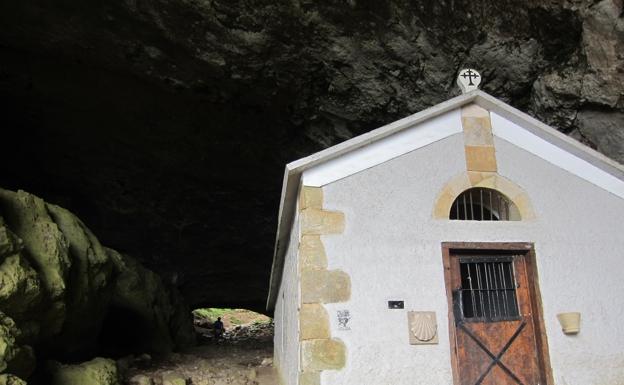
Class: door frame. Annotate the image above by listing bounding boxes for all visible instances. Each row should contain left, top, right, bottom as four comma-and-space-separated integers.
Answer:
441, 242, 553, 385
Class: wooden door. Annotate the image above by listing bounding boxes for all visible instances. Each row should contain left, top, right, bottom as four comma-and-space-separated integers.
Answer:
442, 243, 551, 385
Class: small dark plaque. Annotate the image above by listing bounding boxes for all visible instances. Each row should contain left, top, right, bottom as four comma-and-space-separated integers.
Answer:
388, 300, 404, 309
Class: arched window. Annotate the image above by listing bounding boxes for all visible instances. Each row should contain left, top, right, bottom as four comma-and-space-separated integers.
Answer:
450, 188, 520, 221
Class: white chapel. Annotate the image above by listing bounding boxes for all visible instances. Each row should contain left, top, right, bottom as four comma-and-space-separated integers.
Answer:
266, 71, 624, 385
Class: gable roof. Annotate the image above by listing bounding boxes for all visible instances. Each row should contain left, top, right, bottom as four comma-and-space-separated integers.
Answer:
266, 90, 624, 311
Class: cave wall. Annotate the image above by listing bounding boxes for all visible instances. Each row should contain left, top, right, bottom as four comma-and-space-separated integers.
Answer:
0, 188, 194, 382
0, 0, 622, 310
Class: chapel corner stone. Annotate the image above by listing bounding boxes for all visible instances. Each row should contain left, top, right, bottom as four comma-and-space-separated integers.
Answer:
300, 304, 331, 340
300, 209, 345, 235
299, 235, 328, 270
301, 269, 351, 304
299, 371, 321, 385
301, 339, 347, 371
299, 186, 324, 211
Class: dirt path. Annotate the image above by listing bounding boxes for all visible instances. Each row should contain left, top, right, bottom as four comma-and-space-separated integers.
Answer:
122, 323, 277, 385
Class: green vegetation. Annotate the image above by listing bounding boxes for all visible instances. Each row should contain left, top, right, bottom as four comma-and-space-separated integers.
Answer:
192, 308, 233, 322
192, 308, 272, 327
229, 317, 242, 325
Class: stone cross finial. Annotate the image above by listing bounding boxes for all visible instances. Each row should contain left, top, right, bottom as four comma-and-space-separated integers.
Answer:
457, 69, 481, 94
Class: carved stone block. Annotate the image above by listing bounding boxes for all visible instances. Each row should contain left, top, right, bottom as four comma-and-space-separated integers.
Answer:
408, 311, 438, 345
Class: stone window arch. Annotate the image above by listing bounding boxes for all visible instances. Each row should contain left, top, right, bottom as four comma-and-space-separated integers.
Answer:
449, 187, 520, 221
433, 172, 535, 220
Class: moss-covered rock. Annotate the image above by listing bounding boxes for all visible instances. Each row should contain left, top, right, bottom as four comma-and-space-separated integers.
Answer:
49, 357, 120, 385
0, 190, 70, 340
0, 187, 194, 378
4, 345, 34, 381
0, 254, 40, 318
0, 313, 19, 373
128, 374, 153, 385
45, 204, 114, 357
105, 250, 194, 354
0, 312, 35, 379
161, 372, 188, 385
0, 190, 70, 302
0, 188, 113, 358
0, 219, 41, 321
0, 222, 21, 258
0, 373, 27, 385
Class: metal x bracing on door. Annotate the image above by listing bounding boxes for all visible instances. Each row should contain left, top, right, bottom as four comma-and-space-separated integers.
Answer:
458, 321, 527, 385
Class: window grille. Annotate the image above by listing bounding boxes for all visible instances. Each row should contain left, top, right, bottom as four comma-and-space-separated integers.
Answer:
458, 258, 519, 321
450, 188, 519, 221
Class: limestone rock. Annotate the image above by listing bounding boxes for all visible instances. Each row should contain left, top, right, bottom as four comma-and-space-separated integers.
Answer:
4, 345, 35, 381
161, 372, 188, 385
0, 189, 70, 302
0, 189, 70, 341
576, 110, 624, 162
530, 0, 624, 164
0, 312, 19, 373
0, 220, 42, 320
0, 187, 194, 379
580, 0, 624, 108
0, 222, 22, 258
104, 249, 195, 355
0, 374, 26, 385
0, 188, 113, 356
45, 203, 114, 357
530, 69, 584, 131
128, 374, 153, 385
0, 253, 40, 311
0, 312, 35, 379
49, 357, 120, 385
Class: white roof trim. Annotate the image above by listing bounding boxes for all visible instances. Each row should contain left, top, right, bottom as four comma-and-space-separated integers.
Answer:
266, 90, 624, 311
492, 112, 624, 199
302, 109, 462, 186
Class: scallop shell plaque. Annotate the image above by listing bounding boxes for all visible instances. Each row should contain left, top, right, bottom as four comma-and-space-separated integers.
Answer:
408, 311, 438, 345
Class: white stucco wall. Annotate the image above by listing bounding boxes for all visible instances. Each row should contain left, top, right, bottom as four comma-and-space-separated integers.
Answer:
315, 131, 624, 385
274, 206, 300, 385
494, 137, 624, 385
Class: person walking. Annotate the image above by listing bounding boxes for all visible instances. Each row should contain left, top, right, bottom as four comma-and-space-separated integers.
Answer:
213, 317, 224, 342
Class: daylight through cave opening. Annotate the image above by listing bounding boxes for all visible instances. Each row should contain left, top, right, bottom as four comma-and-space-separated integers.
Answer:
192, 307, 273, 342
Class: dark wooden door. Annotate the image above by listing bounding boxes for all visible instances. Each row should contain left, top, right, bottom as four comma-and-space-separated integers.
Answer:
443, 244, 550, 385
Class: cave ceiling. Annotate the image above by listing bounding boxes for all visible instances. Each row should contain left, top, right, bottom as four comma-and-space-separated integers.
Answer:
0, 0, 622, 312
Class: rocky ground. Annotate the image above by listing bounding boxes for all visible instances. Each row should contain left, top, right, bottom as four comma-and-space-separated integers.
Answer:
121, 321, 276, 385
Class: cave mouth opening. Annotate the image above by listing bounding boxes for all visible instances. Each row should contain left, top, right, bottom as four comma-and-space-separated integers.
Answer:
192, 307, 273, 344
